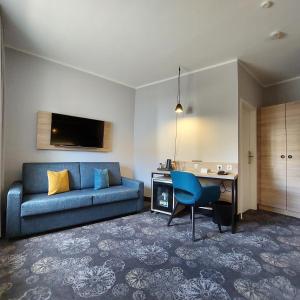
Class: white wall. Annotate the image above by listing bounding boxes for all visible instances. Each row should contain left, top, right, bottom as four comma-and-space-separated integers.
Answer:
4, 48, 136, 189
134, 62, 239, 196
263, 77, 300, 106
238, 63, 263, 108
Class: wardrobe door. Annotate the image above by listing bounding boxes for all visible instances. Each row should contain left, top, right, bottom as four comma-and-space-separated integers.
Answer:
259, 104, 287, 210
286, 102, 300, 213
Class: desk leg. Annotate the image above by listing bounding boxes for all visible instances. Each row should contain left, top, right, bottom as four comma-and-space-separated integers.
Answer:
231, 179, 237, 234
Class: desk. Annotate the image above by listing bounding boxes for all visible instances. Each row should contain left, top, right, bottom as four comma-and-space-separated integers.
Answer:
151, 170, 238, 233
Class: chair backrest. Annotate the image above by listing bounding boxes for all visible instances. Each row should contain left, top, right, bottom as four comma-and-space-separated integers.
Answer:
170, 171, 202, 200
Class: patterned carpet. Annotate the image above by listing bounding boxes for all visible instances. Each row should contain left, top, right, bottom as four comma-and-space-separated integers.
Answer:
1, 209, 300, 300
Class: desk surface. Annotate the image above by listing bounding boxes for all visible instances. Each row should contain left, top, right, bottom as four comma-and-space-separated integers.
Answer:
152, 170, 238, 180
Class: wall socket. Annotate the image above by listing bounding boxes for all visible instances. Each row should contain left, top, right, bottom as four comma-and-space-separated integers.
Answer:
226, 164, 233, 171
217, 165, 223, 171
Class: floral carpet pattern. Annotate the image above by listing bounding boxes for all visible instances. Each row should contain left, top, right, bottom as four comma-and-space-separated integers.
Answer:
1, 210, 300, 299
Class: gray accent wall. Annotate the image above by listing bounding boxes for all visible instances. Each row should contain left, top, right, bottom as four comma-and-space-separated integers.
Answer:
4, 48, 136, 190
134, 62, 239, 196
0, 15, 4, 236
263, 78, 300, 106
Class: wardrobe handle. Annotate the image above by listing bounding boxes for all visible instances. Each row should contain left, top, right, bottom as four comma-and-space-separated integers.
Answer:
281, 155, 285, 159
288, 155, 293, 159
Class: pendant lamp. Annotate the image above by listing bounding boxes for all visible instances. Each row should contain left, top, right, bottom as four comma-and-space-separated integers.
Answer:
175, 66, 183, 113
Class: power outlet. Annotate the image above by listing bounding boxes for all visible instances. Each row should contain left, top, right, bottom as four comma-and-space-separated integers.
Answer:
217, 165, 223, 171
226, 164, 233, 171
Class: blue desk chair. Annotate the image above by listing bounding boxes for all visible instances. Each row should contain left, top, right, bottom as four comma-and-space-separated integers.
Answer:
169, 171, 221, 241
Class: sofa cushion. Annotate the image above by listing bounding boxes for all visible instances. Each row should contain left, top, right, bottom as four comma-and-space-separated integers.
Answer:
80, 162, 122, 189
23, 163, 81, 194
47, 169, 70, 195
94, 168, 109, 190
92, 186, 139, 205
21, 190, 92, 217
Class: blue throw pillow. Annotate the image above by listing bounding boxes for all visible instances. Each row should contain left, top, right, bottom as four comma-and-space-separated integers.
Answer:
94, 168, 109, 190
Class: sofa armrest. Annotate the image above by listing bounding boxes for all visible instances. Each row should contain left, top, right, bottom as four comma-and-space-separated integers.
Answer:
6, 181, 23, 238
122, 177, 144, 211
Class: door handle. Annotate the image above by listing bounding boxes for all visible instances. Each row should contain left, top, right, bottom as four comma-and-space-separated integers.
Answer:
288, 155, 293, 159
248, 151, 254, 164
281, 155, 285, 159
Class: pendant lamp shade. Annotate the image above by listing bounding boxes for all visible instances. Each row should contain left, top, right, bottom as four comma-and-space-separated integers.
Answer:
175, 103, 183, 113
175, 66, 183, 113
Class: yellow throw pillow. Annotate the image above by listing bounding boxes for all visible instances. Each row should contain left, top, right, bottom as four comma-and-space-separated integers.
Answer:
47, 169, 70, 195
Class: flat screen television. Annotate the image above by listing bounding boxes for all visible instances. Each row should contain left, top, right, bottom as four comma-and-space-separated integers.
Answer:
50, 113, 105, 148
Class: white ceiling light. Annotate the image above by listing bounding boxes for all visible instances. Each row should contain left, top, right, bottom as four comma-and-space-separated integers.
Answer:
260, 1, 274, 8
270, 31, 286, 40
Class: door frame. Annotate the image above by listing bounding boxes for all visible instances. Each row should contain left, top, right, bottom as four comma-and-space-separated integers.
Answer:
238, 98, 257, 215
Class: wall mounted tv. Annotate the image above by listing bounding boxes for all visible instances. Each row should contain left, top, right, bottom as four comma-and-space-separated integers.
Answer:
50, 113, 105, 148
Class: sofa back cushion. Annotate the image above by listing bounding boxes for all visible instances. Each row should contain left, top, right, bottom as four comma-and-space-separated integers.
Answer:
80, 162, 121, 189
23, 162, 81, 194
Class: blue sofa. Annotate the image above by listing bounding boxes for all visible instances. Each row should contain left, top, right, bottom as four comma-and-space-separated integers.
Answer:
6, 162, 144, 238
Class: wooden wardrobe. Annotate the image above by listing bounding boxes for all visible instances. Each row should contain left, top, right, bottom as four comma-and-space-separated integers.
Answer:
258, 102, 300, 218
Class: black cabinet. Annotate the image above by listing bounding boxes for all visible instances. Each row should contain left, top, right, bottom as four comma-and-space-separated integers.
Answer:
151, 179, 174, 214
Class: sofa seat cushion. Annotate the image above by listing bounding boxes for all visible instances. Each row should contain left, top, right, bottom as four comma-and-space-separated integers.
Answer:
21, 190, 93, 217
92, 186, 139, 205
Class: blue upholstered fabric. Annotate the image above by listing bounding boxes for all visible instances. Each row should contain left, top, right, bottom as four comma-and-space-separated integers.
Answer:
6, 182, 23, 238
80, 162, 121, 188
201, 185, 221, 206
21, 199, 138, 236
21, 190, 93, 217
23, 162, 81, 194
94, 168, 109, 190
173, 185, 220, 206
173, 191, 195, 205
21, 186, 139, 217
6, 163, 144, 238
92, 185, 138, 205
122, 177, 144, 211
171, 171, 220, 206
171, 171, 202, 205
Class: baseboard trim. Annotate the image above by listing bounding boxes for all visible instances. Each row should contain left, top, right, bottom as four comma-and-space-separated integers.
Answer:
259, 204, 300, 219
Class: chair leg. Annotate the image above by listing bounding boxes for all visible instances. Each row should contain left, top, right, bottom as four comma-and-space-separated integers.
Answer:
167, 202, 179, 226
191, 205, 195, 241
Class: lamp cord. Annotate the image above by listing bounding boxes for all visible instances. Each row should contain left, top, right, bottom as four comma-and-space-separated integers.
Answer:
174, 66, 181, 163
177, 67, 181, 104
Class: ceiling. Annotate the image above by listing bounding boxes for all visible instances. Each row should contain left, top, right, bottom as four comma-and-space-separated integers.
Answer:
1, 0, 300, 88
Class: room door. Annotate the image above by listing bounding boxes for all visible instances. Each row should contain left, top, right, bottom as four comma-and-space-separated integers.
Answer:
286, 102, 300, 213
239, 99, 257, 214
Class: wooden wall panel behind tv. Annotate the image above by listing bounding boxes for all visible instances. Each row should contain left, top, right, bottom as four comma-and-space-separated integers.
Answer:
36, 111, 112, 152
